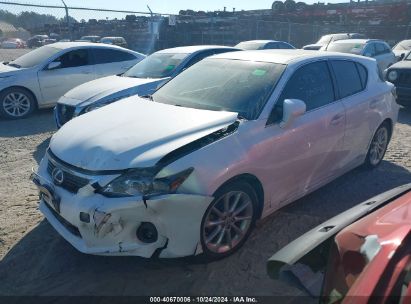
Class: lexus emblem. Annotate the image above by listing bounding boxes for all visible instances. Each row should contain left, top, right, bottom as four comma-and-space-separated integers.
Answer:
52, 168, 64, 185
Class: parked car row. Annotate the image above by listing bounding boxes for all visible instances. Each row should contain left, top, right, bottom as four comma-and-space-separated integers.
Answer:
1, 34, 129, 49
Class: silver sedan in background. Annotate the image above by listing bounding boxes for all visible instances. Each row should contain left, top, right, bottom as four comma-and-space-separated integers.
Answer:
0, 42, 145, 119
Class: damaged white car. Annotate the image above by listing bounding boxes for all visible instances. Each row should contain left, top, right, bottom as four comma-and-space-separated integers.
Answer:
32, 50, 398, 259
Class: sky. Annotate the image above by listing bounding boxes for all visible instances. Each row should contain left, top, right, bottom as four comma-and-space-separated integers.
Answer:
3, 0, 349, 15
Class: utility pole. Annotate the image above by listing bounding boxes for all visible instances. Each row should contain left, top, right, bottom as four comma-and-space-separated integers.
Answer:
61, 0, 71, 40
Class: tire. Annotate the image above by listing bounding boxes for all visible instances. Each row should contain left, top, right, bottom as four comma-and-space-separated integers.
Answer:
364, 122, 390, 169
200, 181, 258, 260
0, 87, 36, 119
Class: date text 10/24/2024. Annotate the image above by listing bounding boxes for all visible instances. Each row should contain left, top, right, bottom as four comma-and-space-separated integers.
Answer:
149, 297, 258, 303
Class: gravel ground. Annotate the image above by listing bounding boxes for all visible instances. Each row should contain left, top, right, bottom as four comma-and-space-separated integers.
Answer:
0, 48, 30, 62
0, 49, 410, 298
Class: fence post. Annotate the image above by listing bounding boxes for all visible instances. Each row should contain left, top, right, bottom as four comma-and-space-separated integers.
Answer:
287, 20, 291, 43
61, 0, 71, 40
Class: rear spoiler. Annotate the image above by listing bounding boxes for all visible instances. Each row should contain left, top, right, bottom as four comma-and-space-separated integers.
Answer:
267, 183, 411, 295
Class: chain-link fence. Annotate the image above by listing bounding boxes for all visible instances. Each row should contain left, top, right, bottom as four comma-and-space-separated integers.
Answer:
1, 0, 411, 53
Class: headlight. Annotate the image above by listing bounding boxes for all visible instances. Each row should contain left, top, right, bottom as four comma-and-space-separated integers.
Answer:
101, 167, 194, 197
84, 103, 104, 113
387, 70, 398, 82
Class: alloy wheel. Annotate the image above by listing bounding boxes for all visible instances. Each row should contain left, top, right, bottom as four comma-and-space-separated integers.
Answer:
3, 92, 31, 117
202, 191, 254, 254
369, 126, 388, 166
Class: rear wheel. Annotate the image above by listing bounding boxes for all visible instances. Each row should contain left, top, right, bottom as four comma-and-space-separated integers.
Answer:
0, 87, 36, 119
200, 181, 258, 259
364, 123, 390, 169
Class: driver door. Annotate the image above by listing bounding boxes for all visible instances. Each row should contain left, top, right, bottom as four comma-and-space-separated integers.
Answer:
38, 48, 96, 105
262, 61, 346, 207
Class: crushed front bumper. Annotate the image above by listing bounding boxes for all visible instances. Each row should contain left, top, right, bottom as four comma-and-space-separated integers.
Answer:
31, 157, 213, 258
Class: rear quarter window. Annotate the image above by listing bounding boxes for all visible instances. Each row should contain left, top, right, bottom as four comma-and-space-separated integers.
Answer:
356, 63, 368, 89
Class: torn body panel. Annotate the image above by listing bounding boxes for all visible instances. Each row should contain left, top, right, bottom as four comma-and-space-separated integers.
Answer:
35, 157, 213, 258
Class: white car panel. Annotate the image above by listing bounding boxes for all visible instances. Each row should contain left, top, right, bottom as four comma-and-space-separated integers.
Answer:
38, 64, 96, 106
52, 98, 238, 170
0, 42, 145, 118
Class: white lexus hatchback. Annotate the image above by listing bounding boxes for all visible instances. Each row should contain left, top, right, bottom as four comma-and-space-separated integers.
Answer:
32, 50, 399, 259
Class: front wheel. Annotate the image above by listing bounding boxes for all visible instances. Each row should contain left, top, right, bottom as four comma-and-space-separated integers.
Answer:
364, 123, 390, 169
200, 181, 258, 260
0, 88, 36, 119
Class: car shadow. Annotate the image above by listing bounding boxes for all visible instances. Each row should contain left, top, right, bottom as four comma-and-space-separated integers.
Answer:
398, 106, 411, 125
32, 136, 51, 164
0, 109, 56, 137
0, 161, 410, 296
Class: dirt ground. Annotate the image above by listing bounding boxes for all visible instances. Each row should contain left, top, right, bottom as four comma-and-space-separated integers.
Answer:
0, 49, 410, 297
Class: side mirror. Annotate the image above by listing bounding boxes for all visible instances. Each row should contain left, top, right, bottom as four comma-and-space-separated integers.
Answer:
280, 99, 306, 128
364, 52, 373, 58
47, 61, 61, 70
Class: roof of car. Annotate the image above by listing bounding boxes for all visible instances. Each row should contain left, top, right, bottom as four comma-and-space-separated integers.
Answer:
47, 41, 129, 50
331, 39, 383, 44
237, 40, 282, 44
157, 45, 239, 54
211, 49, 374, 65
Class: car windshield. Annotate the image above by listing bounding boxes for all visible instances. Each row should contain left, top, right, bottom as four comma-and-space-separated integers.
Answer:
124, 52, 188, 79
326, 42, 365, 55
8, 46, 61, 68
152, 58, 286, 120
318, 34, 348, 44
235, 42, 265, 50
393, 40, 411, 51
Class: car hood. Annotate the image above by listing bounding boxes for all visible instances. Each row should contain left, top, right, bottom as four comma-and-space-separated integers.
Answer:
50, 97, 239, 171
0, 62, 21, 76
389, 60, 411, 70
62, 75, 167, 107
302, 44, 322, 50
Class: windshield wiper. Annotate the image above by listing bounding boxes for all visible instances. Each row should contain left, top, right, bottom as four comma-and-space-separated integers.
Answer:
7, 63, 21, 68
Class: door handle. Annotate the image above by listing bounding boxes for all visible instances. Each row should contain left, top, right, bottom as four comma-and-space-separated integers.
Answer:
81, 71, 93, 74
330, 113, 344, 125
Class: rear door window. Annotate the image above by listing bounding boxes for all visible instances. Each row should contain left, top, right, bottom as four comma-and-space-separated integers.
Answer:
92, 48, 136, 64
331, 60, 364, 98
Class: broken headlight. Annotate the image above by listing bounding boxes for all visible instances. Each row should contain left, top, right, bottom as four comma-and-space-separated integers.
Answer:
101, 167, 193, 197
